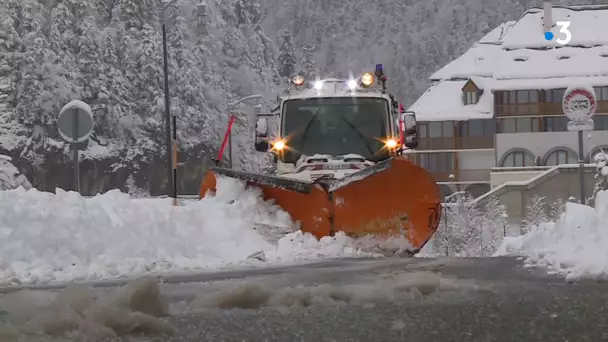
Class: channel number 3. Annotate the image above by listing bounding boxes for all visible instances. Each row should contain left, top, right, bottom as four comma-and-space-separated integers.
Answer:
555, 21, 572, 45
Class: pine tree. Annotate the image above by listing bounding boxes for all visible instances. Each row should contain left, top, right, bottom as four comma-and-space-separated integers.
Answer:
277, 29, 296, 78
300, 43, 316, 78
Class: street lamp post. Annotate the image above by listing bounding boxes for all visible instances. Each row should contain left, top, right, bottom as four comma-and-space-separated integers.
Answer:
161, 0, 178, 202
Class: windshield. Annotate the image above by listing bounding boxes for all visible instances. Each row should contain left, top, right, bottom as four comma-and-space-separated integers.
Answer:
280, 97, 390, 163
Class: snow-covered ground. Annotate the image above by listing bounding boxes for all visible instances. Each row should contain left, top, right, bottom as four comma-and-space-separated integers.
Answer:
0, 177, 391, 286
496, 190, 608, 282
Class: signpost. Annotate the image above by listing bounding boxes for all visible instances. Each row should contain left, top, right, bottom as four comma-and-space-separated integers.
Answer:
58, 100, 94, 194
563, 86, 597, 204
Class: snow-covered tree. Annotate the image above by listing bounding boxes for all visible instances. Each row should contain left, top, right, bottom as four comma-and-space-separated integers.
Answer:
300, 43, 316, 78
277, 29, 296, 79
591, 150, 608, 206
522, 195, 549, 234
430, 194, 506, 257
0, 154, 31, 190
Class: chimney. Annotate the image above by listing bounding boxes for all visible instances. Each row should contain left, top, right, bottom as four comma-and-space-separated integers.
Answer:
543, 0, 553, 33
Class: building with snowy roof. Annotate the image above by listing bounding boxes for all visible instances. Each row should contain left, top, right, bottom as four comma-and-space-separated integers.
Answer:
408, 2, 608, 199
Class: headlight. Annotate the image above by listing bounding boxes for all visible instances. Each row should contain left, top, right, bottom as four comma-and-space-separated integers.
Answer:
385, 139, 398, 149
292, 75, 305, 86
347, 79, 357, 90
272, 140, 286, 150
314, 80, 323, 90
361, 72, 374, 87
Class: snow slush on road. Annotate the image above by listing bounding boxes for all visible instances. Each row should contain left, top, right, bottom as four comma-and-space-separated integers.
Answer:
0, 176, 416, 286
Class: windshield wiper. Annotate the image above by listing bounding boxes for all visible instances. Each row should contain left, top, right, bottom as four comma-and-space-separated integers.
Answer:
339, 115, 375, 156
292, 112, 318, 159
299, 113, 318, 142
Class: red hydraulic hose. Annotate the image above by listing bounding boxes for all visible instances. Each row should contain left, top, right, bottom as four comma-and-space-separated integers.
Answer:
216, 115, 236, 164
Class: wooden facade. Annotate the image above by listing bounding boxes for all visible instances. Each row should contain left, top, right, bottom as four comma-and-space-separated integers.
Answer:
412, 83, 608, 182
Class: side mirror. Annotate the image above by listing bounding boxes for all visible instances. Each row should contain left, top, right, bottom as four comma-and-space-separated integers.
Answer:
254, 140, 269, 152
255, 117, 268, 138
398, 111, 418, 149
254, 116, 270, 152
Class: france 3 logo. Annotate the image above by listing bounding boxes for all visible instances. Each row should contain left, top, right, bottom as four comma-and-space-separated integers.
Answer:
544, 21, 572, 45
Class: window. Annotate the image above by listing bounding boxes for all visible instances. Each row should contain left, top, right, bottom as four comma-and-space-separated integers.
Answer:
464, 91, 478, 105
423, 121, 453, 137
501, 118, 516, 133
516, 90, 538, 103
428, 122, 442, 137
516, 118, 532, 132
594, 115, 608, 130
499, 118, 539, 133
501, 150, 536, 167
542, 117, 567, 132
419, 153, 454, 172
442, 122, 453, 137
593, 86, 608, 101
468, 120, 483, 136
483, 119, 496, 135
459, 119, 495, 136
419, 123, 427, 138
544, 89, 566, 103
544, 149, 577, 166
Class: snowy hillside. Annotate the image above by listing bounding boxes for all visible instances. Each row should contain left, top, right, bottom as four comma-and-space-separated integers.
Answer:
0, 0, 280, 194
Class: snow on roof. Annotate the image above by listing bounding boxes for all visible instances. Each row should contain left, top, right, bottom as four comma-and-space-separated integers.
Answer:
412, 5, 608, 122
478, 21, 515, 44
408, 80, 493, 121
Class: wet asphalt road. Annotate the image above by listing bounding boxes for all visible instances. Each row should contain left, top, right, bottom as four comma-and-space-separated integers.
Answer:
132, 257, 608, 342
6, 256, 608, 341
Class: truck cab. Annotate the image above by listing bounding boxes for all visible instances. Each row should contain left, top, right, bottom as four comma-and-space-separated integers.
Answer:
254, 66, 418, 180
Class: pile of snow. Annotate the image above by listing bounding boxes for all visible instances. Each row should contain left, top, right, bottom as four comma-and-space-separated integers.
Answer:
0, 177, 382, 285
0, 154, 31, 190
496, 190, 608, 281
0, 278, 174, 340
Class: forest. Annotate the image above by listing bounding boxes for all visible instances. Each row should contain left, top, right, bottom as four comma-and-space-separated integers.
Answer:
0, 0, 597, 194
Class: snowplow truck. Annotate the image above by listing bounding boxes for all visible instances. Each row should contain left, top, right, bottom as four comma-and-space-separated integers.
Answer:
200, 65, 442, 254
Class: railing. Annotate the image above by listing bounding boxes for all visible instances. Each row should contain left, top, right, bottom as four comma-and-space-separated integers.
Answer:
496, 101, 608, 116
417, 136, 494, 150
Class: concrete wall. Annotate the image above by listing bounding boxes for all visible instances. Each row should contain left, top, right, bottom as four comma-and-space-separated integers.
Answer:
475, 165, 597, 227
495, 130, 608, 163
490, 169, 545, 187
457, 149, 494, 183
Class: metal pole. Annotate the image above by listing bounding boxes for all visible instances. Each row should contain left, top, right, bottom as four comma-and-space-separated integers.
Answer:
161, 22, 173, 199
172, 115, 178, 205
72, 109, 80, 193
578, 130, 585, 204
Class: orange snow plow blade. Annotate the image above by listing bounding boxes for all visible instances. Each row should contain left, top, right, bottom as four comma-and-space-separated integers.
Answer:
329, 157, 442, 250
199, 168, 332, 238
199, 156, 441, 252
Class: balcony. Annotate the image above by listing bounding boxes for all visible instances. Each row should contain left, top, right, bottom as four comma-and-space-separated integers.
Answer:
496, 100, 608, 116
417, 136, 494, 150
406, 149, 494, 183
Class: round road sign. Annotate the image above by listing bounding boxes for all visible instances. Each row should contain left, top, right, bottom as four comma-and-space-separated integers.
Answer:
562, 86, 597, 122
58, 100, 94, 143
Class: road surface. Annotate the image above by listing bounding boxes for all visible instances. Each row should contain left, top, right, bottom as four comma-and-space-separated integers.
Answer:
2, 256, 607, 341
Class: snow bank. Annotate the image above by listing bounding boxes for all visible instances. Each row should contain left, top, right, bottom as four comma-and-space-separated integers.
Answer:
495, 190, 608, 281
0, 154, 31, 190
0, 177, 379, 285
